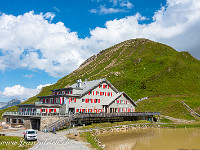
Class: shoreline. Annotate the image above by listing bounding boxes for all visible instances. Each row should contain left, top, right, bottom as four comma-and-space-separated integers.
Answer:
66, 121, 200, 150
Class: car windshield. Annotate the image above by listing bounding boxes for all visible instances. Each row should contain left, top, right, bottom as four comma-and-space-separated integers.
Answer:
28, 131, 36, 134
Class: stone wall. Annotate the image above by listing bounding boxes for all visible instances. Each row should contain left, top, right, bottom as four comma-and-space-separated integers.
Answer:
23, 118, 32, 129
40, 116, 64, 131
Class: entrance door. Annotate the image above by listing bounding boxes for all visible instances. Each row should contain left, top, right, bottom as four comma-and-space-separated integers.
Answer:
69, 108, 75, 114
31, 119, 40, 130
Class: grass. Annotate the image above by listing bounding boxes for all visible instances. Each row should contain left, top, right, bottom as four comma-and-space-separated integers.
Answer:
80, 131, 102, 150
0, 136, 35, 150
1, 39, 200, 121
80, 120, 149, 130
136, 96, 200, 121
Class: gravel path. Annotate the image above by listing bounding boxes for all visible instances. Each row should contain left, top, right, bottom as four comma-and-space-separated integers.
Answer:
0, 129, 90, 150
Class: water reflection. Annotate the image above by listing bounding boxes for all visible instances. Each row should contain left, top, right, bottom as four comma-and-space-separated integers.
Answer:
97, 128, 200, 150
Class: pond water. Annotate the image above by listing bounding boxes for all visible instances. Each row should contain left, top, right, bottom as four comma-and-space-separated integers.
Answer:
97, 128, 200, 150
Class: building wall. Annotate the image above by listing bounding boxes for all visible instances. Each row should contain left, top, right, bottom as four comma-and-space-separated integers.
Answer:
40, 116, 65, 131
18, 105, 36, 113
109, 94, 135, 112
67, 81, 118, 113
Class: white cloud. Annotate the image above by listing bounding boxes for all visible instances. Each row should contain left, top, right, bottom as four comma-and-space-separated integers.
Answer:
0, 11, 85, 77
0, 84, 51, 100
120, 1, 133, 9
23, 74, 35, 78
90, 0, 133, 14
0, 0, 200, 78
90, 5, 127, 14
88, 0, 200, 58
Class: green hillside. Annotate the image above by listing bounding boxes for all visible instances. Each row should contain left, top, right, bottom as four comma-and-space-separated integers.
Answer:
1, 38, 200, 120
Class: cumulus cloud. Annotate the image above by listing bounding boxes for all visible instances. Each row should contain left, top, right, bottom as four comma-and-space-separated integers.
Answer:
90, 0, 133, 14
0, 11, 85, 77
90, 5, 128, 14
0, 84, 51, 100
0, 0, 200, 78
88, 0, 200, 58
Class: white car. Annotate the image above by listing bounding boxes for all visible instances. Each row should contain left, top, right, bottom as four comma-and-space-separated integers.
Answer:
24, 129, 37, 141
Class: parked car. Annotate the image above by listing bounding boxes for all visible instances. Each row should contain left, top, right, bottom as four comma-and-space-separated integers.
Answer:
24, 129, 37, 141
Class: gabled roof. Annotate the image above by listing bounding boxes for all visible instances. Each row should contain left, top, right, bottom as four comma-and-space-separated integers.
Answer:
67, 78, 119, 97
102, 92, 137, 107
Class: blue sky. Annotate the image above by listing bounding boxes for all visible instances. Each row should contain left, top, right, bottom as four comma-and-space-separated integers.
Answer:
0, 0, 200, 102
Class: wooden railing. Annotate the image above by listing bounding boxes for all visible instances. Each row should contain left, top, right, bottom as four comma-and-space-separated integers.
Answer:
44, 112, 161, 131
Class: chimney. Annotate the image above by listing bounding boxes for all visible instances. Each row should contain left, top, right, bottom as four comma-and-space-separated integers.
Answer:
77, 79, 82, 88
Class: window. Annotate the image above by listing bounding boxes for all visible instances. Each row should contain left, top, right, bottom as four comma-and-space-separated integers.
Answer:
70, 91, 72, 94
50, 98, 53, 104
82, 99, 85, 103
71, 98, 76, 103
62, 91, 65, 94
41, 109, 46, 113
121, 100, 124, 104
49, 109, 54, 113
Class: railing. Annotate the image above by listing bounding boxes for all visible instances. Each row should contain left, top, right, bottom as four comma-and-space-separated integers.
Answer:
3, 111, 68, 117
45, 114, 75, 132
43, 112, 161, 132
180, 101, 200, 117
74, 112, 160, 118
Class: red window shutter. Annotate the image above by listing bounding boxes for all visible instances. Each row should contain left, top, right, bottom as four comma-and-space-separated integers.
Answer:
55, 92, 57, 95
53, 98, 54, 104
88, 91, 90, 95
94, 99, 96, 103
99, 84, 100, 88
76, 109, 78, 112
49, 109, 51, 113
74, 98, 76, 102
43, 99, 45, 103
111, 92, 112, 96
103, 85, 105, 88
68, 91, 69, 94
46, 109, 48, 113
54, 109, 56, 112
117, 100, 120, 103
40, 109, 42, 113
98, 99, 100, 103
70, 91, 72, 94
91, 99, 93, 103
93, 91, 94, 95
118, 108, 120, 112
96, 91, 98, 95
105, 92, 106, 96
108, 85, 109, 89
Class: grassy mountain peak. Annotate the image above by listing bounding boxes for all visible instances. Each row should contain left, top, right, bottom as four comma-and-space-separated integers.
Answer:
1, 38, 200, 120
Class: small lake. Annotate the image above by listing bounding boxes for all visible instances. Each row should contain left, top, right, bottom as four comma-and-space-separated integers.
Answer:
97, 128, 200, 150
